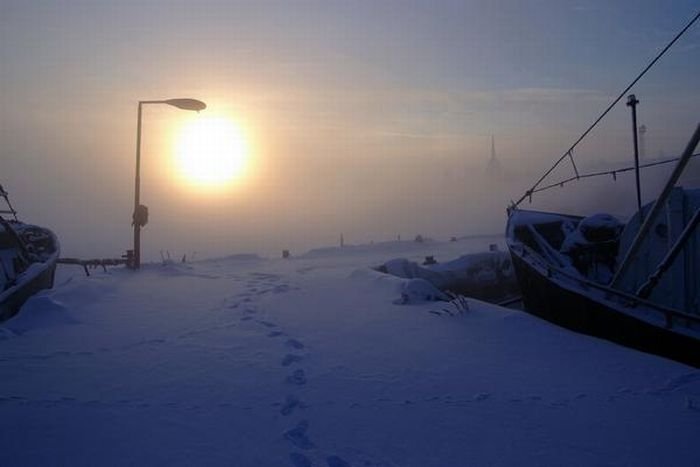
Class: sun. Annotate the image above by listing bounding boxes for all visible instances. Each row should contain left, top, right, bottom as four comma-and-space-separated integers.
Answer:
174, 116, 250, 188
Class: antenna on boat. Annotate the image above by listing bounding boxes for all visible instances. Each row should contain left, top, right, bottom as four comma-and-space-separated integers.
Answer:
610, 122, 700, 289
639, 125, 647, 161
626, 94, 643, 221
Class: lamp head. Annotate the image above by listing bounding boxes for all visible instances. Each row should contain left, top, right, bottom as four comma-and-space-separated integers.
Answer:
164, 98, 207, 112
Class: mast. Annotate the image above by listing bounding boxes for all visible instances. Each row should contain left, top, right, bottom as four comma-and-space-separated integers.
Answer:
611, 123, 700, 288
627, 94, 643, 219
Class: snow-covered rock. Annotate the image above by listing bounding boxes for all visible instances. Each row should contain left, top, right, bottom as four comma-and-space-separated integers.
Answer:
394, 278, 449, 304
377, 251, 518, 302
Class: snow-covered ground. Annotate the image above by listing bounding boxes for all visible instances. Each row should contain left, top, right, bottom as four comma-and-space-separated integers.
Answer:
1, 237, 698, 467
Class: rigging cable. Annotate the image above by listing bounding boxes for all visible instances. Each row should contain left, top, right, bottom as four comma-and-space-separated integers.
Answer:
528, 152, 700, 196
514, 8, 700, 207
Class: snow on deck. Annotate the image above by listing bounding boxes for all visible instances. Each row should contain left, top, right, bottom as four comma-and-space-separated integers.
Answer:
0, 238, 698, 466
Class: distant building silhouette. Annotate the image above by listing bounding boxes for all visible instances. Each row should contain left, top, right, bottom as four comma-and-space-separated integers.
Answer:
485, 135, 503, 179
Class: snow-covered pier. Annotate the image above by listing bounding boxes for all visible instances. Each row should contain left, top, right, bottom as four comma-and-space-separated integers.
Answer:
1, 238, 698, 466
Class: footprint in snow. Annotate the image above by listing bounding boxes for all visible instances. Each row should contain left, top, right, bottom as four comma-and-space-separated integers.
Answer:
286, 369, 307, 385
651, 372, 700, 394
282, 354, 303, 367
286, 338, 305, 350
240, 316, 253, 322
327, 455, 351, 467
258, 320, 277, 328
268, 330, 285, 338
289, 452, 313, 467
284, 420, 315, 450
280, 394, 303, 416
251, 272, 281, 281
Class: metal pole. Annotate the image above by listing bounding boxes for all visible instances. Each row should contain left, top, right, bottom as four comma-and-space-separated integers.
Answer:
133, 102, 143, 269
627, 94, 643, 219
611, 122, 700, 288
636, 207, 700, 299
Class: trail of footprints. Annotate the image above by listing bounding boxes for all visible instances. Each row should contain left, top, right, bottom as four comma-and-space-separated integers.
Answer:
226, 272, 300, 309
5, 268, 698, 466
0, 272, 292, 363
231, 273, 351, 467
2, 273, 296, 363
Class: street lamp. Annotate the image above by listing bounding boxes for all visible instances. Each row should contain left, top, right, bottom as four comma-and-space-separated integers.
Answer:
131, 98, 206, 269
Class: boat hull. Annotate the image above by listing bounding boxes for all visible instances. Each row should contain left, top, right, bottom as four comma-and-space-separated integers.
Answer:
509, 247, 700, 368
0, 220, 60, 323
0, 258, 57, 322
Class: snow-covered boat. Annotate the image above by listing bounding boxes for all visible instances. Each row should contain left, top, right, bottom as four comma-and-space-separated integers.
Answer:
506, 125, 700, 368
0, 185, 60, 322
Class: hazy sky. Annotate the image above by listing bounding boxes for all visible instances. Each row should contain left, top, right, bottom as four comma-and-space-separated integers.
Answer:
2, 0, 699, 260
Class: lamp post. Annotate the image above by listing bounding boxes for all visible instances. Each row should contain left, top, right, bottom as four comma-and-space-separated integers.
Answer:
132, 98, 206, 269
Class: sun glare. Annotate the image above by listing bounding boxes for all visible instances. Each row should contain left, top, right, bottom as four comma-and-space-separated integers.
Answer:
174, 116, 250, 189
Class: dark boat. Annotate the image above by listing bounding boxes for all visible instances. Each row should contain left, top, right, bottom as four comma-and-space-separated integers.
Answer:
503, 10, 700, 367
0, 185, 60, 322
507, 122, 700, 368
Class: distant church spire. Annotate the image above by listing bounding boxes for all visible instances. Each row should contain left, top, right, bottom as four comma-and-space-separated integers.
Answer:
485, 134, 502, 178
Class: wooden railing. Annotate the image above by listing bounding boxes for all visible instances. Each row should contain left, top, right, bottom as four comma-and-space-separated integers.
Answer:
57, 257, 128, 276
